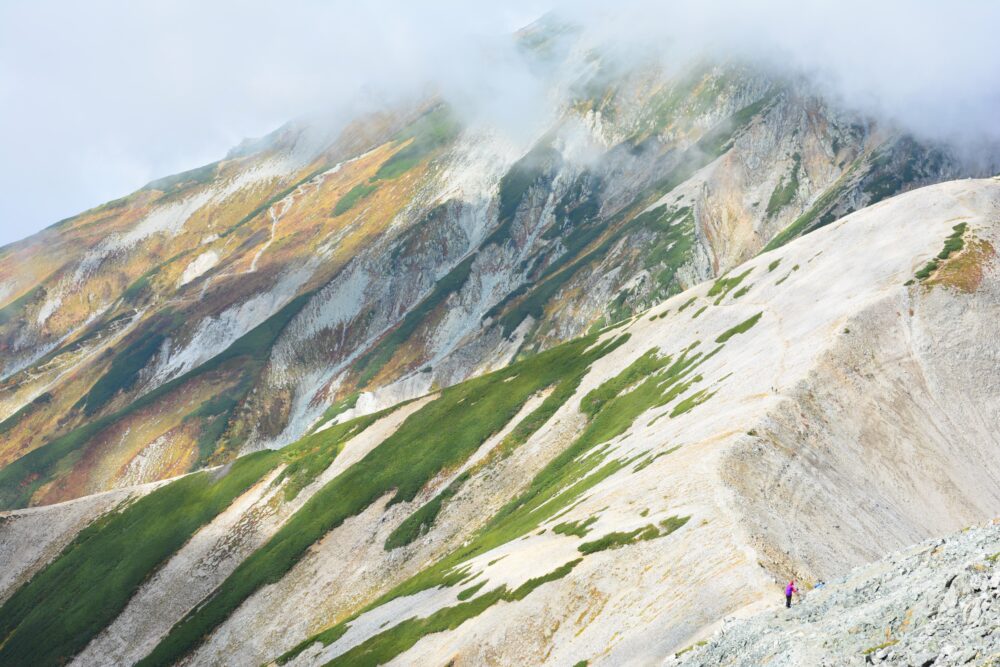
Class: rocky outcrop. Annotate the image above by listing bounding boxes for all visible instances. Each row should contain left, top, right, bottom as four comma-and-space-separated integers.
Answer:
669, 520, 1000, 667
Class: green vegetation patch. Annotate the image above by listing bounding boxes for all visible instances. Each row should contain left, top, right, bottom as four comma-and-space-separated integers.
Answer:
707, 268, 752, 305
374, 106, 462, 180
670, 387, 716, 417
578, 525, 658, 554
0, 451, 280, 667
0, 283, 46, 327
676, 640, 708, 657
768, 259, 781, 272
332, 183, 378, 216
142, 334, 626, 666
0, 392, 52, 437
632, 445, 681, 472
765, 153, 801, 217
731, 284, 751, 300
910, 223, 968, 284
456, 580, 486, 601
639, 207, 697, 304
862, 639, 899, 655
276, 413, 385, 502
715, 312, 763, 344
122, 270, 156, 304
482, 141, 563, 254
385, 470, 471, 550
578, 515, 689, 554
78, 329, 167, 416
553, 515, 599, 537
307, 392, 360, 435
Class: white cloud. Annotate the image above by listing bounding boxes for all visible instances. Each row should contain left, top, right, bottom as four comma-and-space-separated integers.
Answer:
1, 0, 997, 247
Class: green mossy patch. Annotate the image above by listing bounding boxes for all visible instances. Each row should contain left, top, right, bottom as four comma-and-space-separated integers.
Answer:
678, 297, 698, 312
385, 470, 471, 550
765, 153, 801, 217
910, 223, 968, 284
578, 515, 689, 554
707, 269, 752, 305
0, 392, 52, 437
374, 107, 462, 181
715, 312, 763, 344
632, 445, 681, 472
553, 515, 599, 537
670, 387, 716, 417
78, 329, 167, 417
0, 284, 47, 327
456, 580, 486, 601
308, 393, 361, 435
332, 183, 378, 216
731, 284, 751, 300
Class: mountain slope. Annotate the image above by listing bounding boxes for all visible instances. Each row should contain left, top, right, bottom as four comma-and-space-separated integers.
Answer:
2, 178, 998, 666
0, 52, 990, 508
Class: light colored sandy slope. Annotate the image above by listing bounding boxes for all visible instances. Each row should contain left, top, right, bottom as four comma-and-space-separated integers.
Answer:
271, 178, 1000, 666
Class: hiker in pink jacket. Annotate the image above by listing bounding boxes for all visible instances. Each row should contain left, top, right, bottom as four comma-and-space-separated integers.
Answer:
785, 580, 798, 608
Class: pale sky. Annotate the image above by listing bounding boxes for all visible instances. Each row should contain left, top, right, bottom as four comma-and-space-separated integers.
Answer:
1, 0, 998, 247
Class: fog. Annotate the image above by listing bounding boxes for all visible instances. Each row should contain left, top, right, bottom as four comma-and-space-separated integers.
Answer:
1, 0, 998, 247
